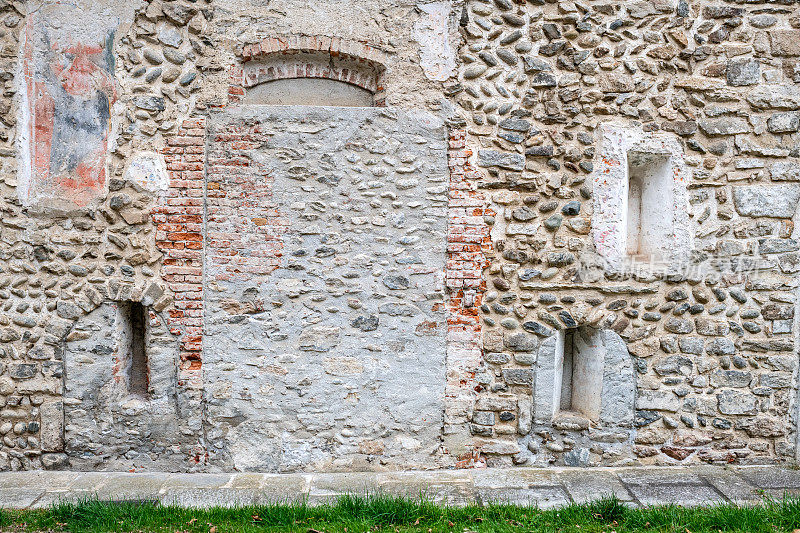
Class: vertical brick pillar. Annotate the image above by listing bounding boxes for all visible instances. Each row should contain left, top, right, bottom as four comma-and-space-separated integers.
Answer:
444, 128, 491, 467
154, 118, 205, 388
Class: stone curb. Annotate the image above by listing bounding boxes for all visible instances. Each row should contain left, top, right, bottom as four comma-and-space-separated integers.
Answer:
0, 465, 796, 510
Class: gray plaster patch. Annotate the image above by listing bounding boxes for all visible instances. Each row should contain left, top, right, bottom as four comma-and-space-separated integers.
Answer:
63, 303, 188, 470
204, 106, 449, 472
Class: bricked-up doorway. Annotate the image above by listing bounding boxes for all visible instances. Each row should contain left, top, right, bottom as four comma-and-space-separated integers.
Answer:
202, 106, 450, 471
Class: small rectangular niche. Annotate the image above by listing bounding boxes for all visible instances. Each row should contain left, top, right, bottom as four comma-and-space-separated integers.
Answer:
626, 151, 673, 262
119, 301, 150, 398
555, 328, 604, 422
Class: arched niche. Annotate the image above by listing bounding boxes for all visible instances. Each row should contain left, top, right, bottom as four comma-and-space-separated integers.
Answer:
233, 35, 388, 107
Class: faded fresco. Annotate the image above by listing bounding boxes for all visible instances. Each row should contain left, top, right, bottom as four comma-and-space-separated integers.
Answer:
18, 3, 124, 208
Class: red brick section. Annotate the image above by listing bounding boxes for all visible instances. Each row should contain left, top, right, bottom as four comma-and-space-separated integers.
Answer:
445, 128, 492, 468
228, 66, 244, 104
154, 118, 205, 387
206, 122, 286, 282
240, 35, 388, 70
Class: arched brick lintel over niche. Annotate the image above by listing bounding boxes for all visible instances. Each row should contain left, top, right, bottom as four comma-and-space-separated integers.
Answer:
230, 35, 389, 106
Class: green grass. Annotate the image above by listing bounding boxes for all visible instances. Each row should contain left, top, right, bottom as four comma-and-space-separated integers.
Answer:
1, 493, 800, 533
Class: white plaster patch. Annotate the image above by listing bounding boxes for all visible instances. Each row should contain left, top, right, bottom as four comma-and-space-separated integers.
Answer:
591, 124, 691, 272
123, 152, 169, 192
414, 2, 456, 82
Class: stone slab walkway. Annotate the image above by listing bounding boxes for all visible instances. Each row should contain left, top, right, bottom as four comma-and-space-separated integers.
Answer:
0, 465, 798, 510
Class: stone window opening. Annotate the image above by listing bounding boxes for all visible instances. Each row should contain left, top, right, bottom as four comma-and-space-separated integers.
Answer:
626, 151, 673, 263
535, 327, 634, 430
554, 328, 604, 425
591, 125, 692, 272
119, 301, 150, 399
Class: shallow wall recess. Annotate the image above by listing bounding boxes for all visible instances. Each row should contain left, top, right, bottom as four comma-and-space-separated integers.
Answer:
534, 328, 635, 429
626, 152, 674, 262
558, 329, 605, 422
63, 301, 183, 470
119, 301, 149, 399
592, 125, 691, 272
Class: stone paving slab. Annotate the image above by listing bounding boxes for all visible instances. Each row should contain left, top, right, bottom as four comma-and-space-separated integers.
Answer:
377, 471, 474, 506
1, 466, 800, 510
694, 467, 761, 504
557, 470, 634, 504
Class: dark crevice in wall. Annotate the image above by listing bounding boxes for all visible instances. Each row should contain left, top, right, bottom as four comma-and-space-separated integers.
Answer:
126, 302, 149, 399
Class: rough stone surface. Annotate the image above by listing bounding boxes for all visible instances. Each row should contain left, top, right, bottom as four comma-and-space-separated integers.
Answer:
0, 0, 799, 474
203, 107, 448, 472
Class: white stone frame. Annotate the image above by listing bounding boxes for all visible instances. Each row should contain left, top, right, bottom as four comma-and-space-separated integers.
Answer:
534, 328, 635, 428
591, 124, 692, 273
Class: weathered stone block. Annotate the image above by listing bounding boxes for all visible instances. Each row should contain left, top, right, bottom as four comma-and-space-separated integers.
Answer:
478, 150, 524, 171
718, 390, 757, 415
770, 31, 800, 57
502, 368, 532, 387
732, 185, 800, 218
39, 402, 63, 453
747, 85, 800, 110
762, 303, 794, 320
705, 338, 735, 356
726, 59, 760, 86
695, 318, 730, 336
767, 113, 800, 134
698, 118, 750, 136
636, 390, 681, 413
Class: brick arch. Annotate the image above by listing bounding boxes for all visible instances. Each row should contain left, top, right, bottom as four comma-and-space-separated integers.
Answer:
230, 34, 388, 105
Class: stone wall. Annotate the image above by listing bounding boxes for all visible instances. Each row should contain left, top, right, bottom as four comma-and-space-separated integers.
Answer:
0, 0, 800, 472
457, 0, 800, 467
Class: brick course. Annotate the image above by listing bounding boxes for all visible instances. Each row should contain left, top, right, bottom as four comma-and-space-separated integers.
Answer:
154, 118, 206, 386
445, 127, 492, 467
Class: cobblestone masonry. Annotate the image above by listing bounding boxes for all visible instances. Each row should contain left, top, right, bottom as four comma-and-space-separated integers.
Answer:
1, 0, 800, 472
